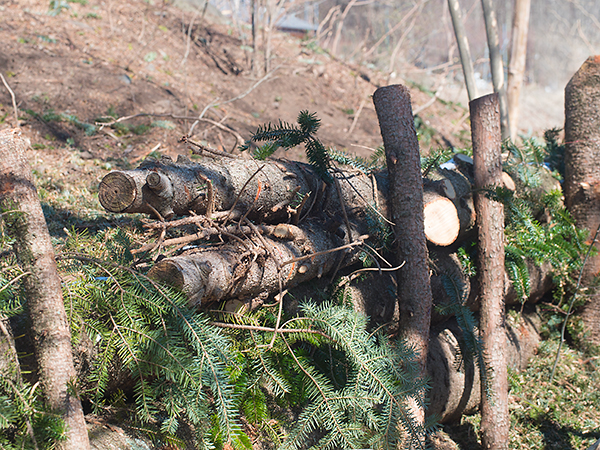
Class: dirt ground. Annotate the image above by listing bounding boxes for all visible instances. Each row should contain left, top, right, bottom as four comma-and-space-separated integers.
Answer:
0, 0, 485, 199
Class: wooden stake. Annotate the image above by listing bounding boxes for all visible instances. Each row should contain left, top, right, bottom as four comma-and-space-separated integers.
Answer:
470, 93, 508, 450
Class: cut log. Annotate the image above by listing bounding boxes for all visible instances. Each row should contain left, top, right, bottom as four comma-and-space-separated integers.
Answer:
427, 308, 541, 423
148, 219, 366, 307
99, 155, 465, 246
423, 192, 460, 246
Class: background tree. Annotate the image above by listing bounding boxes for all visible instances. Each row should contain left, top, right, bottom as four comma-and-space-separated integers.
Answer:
0, 129, 90, 450
481, 0, 509, 140
507, 0, 531, 141
448, 0, 478, 101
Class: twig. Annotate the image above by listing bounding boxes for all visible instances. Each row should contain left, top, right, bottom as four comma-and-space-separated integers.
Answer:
333, 168, 395, 226
412, 83, 445, 117
348, 261, 405, 279
180, 135, 237, 159
347, 96, 366, 136
197, 117, 244, 149
244, 218, 286, 348
549, 221, 600, 385
181, 7, 200, 67
192, 65, 280, 131
280, 235, 369, 267
0, 73, 19, 126
223, 165, 265, 223
195, 173, 214, 218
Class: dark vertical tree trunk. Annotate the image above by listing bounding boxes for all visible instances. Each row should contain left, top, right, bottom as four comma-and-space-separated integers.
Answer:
372, 85, 434, 438
564, 55, 600, 346
0, 129, 90, 450
470, 93, 508, 450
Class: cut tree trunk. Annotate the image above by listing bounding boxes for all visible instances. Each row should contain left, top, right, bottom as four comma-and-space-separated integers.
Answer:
0, 129, 90, 450
428, 308, 541, 423
564, 55, 600, 346
99, 155, 468, 247
373, 84, 433, 443
471, 94, 509, 450
148, 219, 366, 307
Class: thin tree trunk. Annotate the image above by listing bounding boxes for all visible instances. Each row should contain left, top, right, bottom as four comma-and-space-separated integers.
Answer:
251, 0, 257, 74
0, 129, 90, 450
507, 0, 531, 141
448, 0, 478, 101
372, 85, 433, 443
470, 93, 508, 450
481, 0, 510, 140
564, 56, 600, 346
330, 0, 359, 57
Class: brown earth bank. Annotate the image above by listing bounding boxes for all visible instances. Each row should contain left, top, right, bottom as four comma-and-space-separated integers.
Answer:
0, 0, 473, 184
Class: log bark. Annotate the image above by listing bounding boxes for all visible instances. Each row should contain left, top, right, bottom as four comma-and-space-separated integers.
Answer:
471, 94, 509, 450
427, 309, 541, 423
0, 129, 90, 450
564, 55, 600, 346
99, 155, 465, 248
148, 219, 364, 307
373, 84, 433, 440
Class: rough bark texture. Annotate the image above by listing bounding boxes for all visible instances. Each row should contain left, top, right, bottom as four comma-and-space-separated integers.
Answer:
99, 155, 466, 247
447, 0, 478, 101
372, 84, 434, 435
148, 219, 360, 307
0, 129, 90, 450
470, 94, 509, 450
507, 0, 531, 140
564, 55, 600, 346
481, 0, 510, 140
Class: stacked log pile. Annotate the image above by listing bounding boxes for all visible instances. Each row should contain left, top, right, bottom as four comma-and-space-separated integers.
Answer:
98, 147, 551, 423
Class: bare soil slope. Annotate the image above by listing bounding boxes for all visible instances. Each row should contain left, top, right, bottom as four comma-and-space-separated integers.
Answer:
0, 0, 471, 200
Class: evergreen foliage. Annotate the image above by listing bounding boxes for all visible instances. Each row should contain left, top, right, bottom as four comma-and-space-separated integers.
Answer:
240, 111, 333, 183
501, 134, 587, 307
1, 221, 430, 449
58, 228, 244, 448
221, 300, 434, 450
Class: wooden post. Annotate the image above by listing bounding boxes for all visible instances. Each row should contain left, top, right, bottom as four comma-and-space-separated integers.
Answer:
470, 93, 508, 450
0, 129, 90, 450
372, 85, 433, 441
